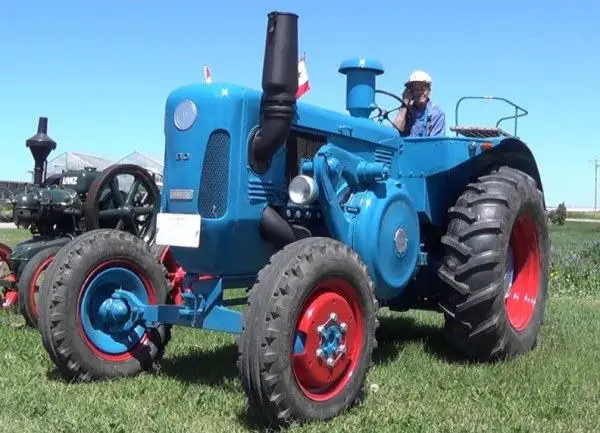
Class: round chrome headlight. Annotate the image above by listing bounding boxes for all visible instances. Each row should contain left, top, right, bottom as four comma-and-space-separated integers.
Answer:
173, 100, 197, 131
288, 175, 318, 205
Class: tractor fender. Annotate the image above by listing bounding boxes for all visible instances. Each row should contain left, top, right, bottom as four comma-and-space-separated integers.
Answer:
474, 137, 546, 206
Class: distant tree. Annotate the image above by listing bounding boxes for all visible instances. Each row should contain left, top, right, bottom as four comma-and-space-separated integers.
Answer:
550, 202, 567, 225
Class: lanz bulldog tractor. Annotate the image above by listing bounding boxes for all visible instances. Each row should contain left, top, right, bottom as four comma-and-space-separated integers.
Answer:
36, 11, 549, 427
0, 117, 185, 328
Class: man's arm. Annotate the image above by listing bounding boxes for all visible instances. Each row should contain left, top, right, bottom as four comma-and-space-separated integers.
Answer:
392, 107, 410, 136
392, 87, 413, 136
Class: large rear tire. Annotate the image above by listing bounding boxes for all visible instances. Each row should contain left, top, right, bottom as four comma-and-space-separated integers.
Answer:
37, 229, 171, 381
238, 237, 379, 428
437, 166, 550, 361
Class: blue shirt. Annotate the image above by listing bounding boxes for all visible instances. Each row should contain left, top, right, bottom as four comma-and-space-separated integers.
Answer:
406, 100, 446, 137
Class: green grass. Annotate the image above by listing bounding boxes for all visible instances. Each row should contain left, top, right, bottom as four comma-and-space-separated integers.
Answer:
0, 228, 30, 249
567, 211, 600, 220
1, 224, 600, 432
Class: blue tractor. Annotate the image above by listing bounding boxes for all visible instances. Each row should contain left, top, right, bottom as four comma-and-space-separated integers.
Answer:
37, 11, 549, 427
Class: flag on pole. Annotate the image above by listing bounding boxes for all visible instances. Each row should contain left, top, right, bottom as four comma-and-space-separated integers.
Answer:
203, 65, 212, 83
296, 54, 310, 98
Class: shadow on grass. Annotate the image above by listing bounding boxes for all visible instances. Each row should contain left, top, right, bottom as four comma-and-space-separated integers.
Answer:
374, 314, 467, 365
158, 343, 240, 391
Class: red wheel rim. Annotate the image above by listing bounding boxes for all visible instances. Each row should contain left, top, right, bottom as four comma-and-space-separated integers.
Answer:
291, 278, 365, 402
504, 213, 541, 331
29, 255, 55, 320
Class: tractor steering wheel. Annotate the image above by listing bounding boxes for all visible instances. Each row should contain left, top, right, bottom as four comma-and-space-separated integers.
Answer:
371, 89, 413, 134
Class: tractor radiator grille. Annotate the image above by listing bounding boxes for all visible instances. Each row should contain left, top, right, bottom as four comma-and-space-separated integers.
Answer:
374, 147, 394, 167
285, 130, 326, 183
198, 130, 230, 218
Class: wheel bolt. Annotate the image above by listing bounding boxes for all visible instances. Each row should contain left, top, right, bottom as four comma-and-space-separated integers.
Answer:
330, 312, 338, 321
338, 344, 346, 354
326, 357, 335, 367
317, 325, 324, 334
340, 322, 347, 332
316, 348, 324, 358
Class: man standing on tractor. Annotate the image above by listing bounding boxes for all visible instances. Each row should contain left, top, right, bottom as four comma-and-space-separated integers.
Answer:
392, 70, 446, 137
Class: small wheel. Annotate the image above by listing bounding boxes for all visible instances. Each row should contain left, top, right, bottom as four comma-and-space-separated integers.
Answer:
238, 237, 379, 427
17, 245, 61, 328
83, 164, 160, 245
0, 242, 17, 309
37, 229, 171, 381
437, 166, 550, 361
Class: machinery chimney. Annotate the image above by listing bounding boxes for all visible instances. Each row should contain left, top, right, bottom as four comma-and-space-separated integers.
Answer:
249, 11, 298, 173
26, 116, 57, 186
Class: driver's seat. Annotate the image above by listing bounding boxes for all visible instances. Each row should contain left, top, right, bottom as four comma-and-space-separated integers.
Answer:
450, 125, 513, 139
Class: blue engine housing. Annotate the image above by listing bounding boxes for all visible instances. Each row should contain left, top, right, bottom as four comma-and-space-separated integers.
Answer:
158, 57, 543, 302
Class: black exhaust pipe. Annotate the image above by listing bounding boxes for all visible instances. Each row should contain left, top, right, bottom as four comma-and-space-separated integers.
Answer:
26, 117, 57, 186
249, 11, 298, 174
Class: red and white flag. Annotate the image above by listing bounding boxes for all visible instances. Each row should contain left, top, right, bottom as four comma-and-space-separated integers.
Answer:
203, 65, 212, 83
296, 54, 310, 99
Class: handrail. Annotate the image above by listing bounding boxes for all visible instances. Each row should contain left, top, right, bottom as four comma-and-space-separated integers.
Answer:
454, 96, 528, 137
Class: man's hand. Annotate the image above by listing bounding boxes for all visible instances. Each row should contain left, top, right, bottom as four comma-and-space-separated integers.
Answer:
402, 87, 413, 106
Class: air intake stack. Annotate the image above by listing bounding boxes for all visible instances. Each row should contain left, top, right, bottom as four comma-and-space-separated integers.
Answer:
249, 11, 298, 173
26, 117, 57, 186
339, 58, 384, 118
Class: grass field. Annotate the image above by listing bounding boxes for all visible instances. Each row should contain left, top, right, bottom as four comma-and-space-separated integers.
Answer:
1, 223, 600, 433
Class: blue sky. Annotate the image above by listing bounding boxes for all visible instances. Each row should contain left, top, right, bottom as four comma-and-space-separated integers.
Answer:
1, 0, 598, 208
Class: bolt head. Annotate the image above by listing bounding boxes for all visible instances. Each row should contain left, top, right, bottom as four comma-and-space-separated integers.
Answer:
338, 344, 346, 354
330, 312, 338, 321
317, 325, 324, 334
326, 357, 335, 367
340, 322, 347, 332
316, 348, 323, 358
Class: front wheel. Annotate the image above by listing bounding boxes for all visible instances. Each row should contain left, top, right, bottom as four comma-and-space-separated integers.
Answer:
18, 245, 60, 328
437, 166, 550, 361
238, 237, 379, 428
37, 229, 171, 381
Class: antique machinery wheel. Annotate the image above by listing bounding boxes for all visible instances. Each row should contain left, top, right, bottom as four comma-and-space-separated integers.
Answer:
0, 242, 17, 308
83, 164, 160, 245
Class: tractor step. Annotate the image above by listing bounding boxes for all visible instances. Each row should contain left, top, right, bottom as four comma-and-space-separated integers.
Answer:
450, 125, 512, 138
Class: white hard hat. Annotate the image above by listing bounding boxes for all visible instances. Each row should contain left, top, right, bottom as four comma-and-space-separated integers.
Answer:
405, 70, 432, 86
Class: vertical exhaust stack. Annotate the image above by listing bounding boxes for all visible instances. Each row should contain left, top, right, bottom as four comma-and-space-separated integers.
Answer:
26, 117, 57, 186
249, 11, 298, 174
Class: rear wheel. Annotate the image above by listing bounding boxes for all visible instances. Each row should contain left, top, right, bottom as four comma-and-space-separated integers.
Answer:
437, 166, 550, 361
18, 245, 61, 328
37, 229, 171, 381
238, 237, 379, 427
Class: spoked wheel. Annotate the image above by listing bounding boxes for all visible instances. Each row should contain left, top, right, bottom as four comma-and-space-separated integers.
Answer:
84, 164, 160, 245
151, 244, 186, 305
37, 229, 171, 381
0, 242, 17, 309
437, 166, 550, 361
238, 237, 379, 428
17, 245, 61, 328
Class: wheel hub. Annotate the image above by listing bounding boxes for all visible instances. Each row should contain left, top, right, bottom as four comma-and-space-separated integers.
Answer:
98, 298, 130, 325
315, 312, 347, 368
291, 281, 364, 401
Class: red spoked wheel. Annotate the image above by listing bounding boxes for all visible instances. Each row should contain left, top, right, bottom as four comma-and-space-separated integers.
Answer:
504, 214, 542, 331
238, 237, 378, 427
153, 244, 212, 305
0, 242, 17, 309
291, 278, 365, 402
